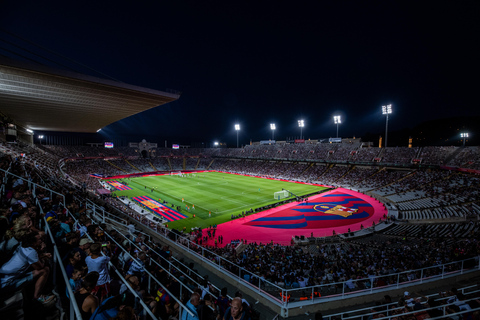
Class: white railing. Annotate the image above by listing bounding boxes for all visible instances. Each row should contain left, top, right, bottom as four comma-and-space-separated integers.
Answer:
88, 196, 480, 315
3, 169, 158, 320
325, 288, 480, 320
43, 215, 83, 320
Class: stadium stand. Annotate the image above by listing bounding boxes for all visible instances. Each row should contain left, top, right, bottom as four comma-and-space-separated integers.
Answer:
1, 141, 480, 320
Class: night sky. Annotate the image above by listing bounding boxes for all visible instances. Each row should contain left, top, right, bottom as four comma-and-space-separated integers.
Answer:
1, 1, 479, 147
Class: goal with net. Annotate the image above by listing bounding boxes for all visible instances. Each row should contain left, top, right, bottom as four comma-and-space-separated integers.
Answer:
274, 190, 289, 200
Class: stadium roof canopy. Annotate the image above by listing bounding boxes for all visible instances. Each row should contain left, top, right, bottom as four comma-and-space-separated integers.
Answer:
0, 57, 180, 133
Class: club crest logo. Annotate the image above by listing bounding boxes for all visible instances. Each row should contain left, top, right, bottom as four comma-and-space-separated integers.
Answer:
243, 191, 376, 229
313, 204, 358, 218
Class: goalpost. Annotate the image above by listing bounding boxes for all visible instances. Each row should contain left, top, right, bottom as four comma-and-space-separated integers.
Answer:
274, 190, 289, 200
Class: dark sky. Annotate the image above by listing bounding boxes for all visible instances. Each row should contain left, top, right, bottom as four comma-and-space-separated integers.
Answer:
1, 1, 479, 146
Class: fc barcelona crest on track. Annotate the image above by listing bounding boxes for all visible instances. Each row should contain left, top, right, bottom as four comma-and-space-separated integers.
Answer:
313, 204, 358, 218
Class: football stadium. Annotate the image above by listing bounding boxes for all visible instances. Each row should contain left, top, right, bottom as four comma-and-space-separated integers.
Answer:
1, 3, 480, 320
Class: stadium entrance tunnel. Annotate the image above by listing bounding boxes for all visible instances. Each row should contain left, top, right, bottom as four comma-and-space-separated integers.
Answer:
141, 150, 148, 158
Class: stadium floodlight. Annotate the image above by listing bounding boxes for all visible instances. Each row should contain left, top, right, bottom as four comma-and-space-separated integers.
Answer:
96, 129, 102, 133
214, 141, 219, 147
298, 120, 304, 140
461, 132, 469, 147
382, 104, 392, 148
270, 123, 276, 140
26, 128, 33, 134
38, 135, 44, 145
235, 124, 240, 148
333, 115, 341, 138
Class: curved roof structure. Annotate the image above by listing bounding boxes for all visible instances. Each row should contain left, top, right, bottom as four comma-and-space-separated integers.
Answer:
0, 57, 180, 133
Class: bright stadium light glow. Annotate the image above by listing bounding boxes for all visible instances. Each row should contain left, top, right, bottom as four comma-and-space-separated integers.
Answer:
38, 135, 44, 139
298, 120, 304, 139
382, 104, 393, 115
270, 123, 276, 140
96, 129, 102, 132
26, 128, 33, 133
234, 124, 240, 147
333, 115, 341, 138
461, 132, 469, 147
214, 141, 219, 146
382, 104, 392, 147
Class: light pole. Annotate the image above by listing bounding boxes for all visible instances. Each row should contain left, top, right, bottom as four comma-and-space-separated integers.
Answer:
333, 115, 341, 138
461, 132, 468, 147
235, 124, 240, 148
270, 123, 276, 140
382, 104, 392, 148
298, 120, 304, 140
38, 135, 44, 145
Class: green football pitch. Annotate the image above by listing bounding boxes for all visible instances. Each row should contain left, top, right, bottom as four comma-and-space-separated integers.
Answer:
109, 171, 328, 230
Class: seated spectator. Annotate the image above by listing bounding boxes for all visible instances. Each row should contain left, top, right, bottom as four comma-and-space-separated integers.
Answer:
0, 229, 54, 303
65, 249, 82, 279
199, 278, 212, 299
345, 276, 356, 291
110, 306, 136, 320
77, 237, 93, 263
45, 205, 62, 222
223, 297, 250, 320
90, 291, 136, 320
0, 227, 30, 259
127, 251, 147, 282
182, 292, 200, 320
75, 271, 100, 319
67, 266, 83, 298
118, 242, 132, 270
216, 287, 230, 319
235, 291, 250, 307
198, 293, 216, 320
120, 275, 139, 295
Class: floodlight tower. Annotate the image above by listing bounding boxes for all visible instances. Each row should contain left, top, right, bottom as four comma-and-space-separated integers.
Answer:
38, 135, 44, 145
382, 104, 392, 148
461, 132, 469, 147
270, 123, 276, 140
235, 124, 240, 148
298, 120, 304, 140
333, 115, 341, 138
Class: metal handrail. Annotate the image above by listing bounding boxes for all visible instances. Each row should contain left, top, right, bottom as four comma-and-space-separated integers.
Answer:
326, 285, 480, 319
109, 224, 226, 302
96, 224, 195, 318
337, 297, 480, 320
0, 167, 65, 204
79, 193, 480, 312
43, 216, 83, 320
64, 206, 159, 320
327, 287, 480, 320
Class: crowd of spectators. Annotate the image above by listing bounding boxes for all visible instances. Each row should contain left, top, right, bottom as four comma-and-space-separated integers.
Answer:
419, 146, 458, 165
2, 140, 480, 319
35, 143, 479, 171
334, 166, 379, 189
381, 147, 420, 164
57, 148, 480, 224
449, 146, 480, 169
373, 170, 451, 196
173, 226, 480, 300
0, 153, 260, 320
